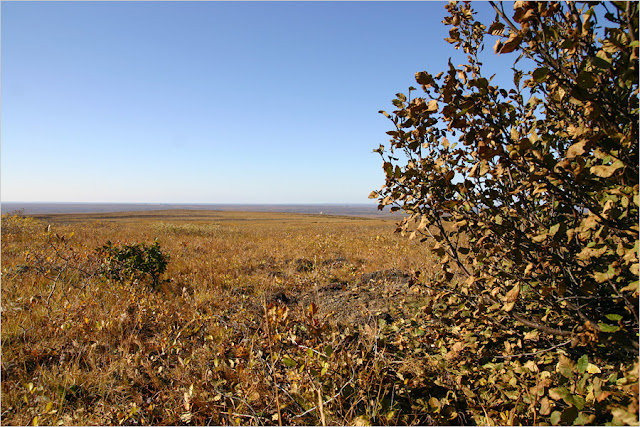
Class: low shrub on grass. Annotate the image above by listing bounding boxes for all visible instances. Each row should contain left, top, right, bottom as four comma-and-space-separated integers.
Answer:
97, 239, 169, 288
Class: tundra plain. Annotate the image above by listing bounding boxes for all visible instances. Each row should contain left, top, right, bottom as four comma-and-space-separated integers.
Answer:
2, 209, 452, 426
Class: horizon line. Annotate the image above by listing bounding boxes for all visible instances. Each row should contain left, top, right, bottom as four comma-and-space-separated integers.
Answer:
2, 201, 378, 205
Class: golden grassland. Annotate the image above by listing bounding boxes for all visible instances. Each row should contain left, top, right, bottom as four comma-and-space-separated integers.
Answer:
2, 210, 450, 426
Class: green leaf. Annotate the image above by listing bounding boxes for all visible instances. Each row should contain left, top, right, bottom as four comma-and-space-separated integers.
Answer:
577, 355, 588, 374
605, 314, 623, 321
549, 387, 570, 400
621, 280, 639, 293
598, 322, 620, 333
282, 356, 297, 368
532, 67, 550, 82
576, 71, 597, 89
550, 410, 562, 425
569, 394, 586, 410
591, 55, 612, 70
593, 270, 611, 283
324, 345, 333, 358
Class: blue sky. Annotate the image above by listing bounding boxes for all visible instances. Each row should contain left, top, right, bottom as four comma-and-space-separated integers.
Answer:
2, 1, 511, 204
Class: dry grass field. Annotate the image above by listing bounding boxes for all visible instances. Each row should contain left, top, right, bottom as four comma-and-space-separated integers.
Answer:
2, 209, 451, 426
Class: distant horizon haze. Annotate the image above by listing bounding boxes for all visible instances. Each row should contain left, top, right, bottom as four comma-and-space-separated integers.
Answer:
1, 201, 400, 217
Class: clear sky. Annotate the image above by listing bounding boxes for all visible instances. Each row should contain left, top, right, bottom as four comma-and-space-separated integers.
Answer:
1, 1, 511, 204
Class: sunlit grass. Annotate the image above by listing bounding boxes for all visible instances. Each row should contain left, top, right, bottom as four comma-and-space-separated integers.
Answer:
2, 210, 445, 425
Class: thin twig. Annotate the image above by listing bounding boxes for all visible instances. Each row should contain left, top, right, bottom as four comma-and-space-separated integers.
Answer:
317, 388, 327, 427
291, 374, 355, 420
46, 263, 67, 305
482, 294, 573, 336
494, 339, 572, 359
608, 278, 639, 325
295, 343, 324, 357
211, 387, 263, 425
259, 355, 306, 414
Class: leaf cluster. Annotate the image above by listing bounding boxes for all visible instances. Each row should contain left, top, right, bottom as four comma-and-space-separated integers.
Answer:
373, 1, 638, 424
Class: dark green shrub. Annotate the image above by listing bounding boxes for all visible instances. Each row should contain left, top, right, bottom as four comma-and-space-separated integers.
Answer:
97, 239, 169, 288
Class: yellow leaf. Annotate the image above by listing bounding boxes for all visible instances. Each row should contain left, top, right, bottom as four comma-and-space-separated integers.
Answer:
577, 245, 608, 260
309, 303, 318, 316
532, 232, 548, 243
429, 396, 441, 411
621, 280, 639, 294
503, 301, 516, 312
180, 412, 192, 423
524, 360, 539, 372
587, 363, 601, 374
353, 416, 371, 426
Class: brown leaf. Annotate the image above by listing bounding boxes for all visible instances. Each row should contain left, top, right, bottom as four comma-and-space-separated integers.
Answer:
566, 140, 587, 158
590, 161, 624, 178
502, 283, 520, 312
493, 39, 503, 54
539, 397, 552, 416
415, 71, 434, 87
488, 21, 505, 36
499, 33, 522, 54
